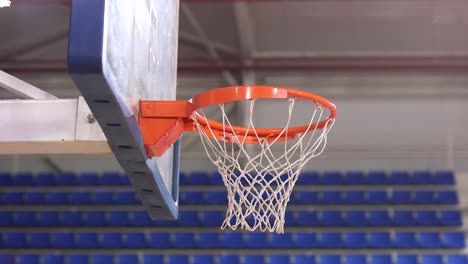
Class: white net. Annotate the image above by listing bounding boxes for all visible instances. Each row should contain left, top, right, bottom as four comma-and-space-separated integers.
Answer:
191, 98, 335, 233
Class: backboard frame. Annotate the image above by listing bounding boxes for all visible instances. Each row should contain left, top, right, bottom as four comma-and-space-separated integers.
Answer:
68, 0, 180, 220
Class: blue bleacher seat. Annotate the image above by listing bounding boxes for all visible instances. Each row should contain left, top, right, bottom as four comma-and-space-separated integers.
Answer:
70, 192, 91, 205
368, 190, 388, 204
440, 210, 462, 226
344, 232, 366, 248
414, 191, 435, 204
371, 255, 392, 264
179, 172, 189, 185
5, 232, 26, 248
173, 233, 195, 248
93, 191, 114, 204
390, 171, 410, 184
149, 232, 170, 248
270, 255, 290, 264
434, 171, 455, 185
321, 255, 341, 264
46, 192, 69, 205
100, 232, 122, 248
368, 210, 390, 226
292, 191, 318, 205
321, 211, 343, 226
443, 232, 465, 248
394, 210, 415, 226
222, 233, 244, 248
143, 255, 164, 264
346, 255, 366, 264
397, 255, 417, 264
295, 255, 315, 264
62, 211, 82, 226
180, 191, 205, 204
0, 211, 13, 226
344, 191, 365, 204
297, 171, 320, 184
0, 172, 13, 185
68, 255, 89, 264
188, 171, 211, 185
56, 172, 77, 185
16, 211, 36, 226
39, 212, 60, 226
438, 191, 458, 204
448, 255, 468, 264
78, 173, 99, 185
395, 232, 417, 248
100, 172, 122, 185
295, 233, 317, 248
193, 255, 215, 264
25, 192, 46, 204
109, 211, 129, 226
218, 255, 239, 264
369, 232, 391, 248
296, 211, 318, 226
392, 191, 412, 204
322, 171, 342, 184
77, 232, 98, 248
29, 232, 50, 248
18, 255, 39, 264
124, 232, 147, 248
0, 254, 14, 264
344, 171, 366, 184
178, 211, 199, 226
320, 232, 342, 248
416, 211, 438, 226
131, 211, 152, 226
344, 210, 367, 226
121, 175, 131, 185
244, 255, 264, 264
419, 232, 441, 248
14, 172, 34, 185
118, 255, 138, 264
168, 256, 189, 264
367, 171, 387, 184
92, 255, 113, 264
43, 254, 64, 264
2, 192, 23, 204
210, 171, 224, 185
197, 232, 219, 248
36, 172, 55, 185
285, 211, 295, 225
421, 255, 443, 264
206, 191, 228, 205
84, 211, 106, 226
412, 171, 432, 184
115, 192, 139, 204
51, 232, 74, 248
201, 210, 223, 226
322, 191, 342, 204
271, 233, 293, 248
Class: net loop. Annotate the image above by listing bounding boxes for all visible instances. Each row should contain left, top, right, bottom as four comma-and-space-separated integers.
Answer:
191, 90, 335, 234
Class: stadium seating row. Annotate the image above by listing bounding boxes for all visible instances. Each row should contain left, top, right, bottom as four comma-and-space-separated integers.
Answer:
2, 190, 457, 205
0, 170, 455, 186
0, 172, 130, 186
0, 209, 461, 227
184, 171, 455, 185
0, 254, 466, 264
0, 231, 464, 249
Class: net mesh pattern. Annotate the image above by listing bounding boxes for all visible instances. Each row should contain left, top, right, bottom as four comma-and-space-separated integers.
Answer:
191, 99, 335, 233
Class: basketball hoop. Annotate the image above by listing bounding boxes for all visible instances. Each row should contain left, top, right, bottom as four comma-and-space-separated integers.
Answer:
139, 86, 336, 233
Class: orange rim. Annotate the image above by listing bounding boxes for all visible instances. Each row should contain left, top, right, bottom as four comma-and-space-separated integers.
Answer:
188, 86, 336, 143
